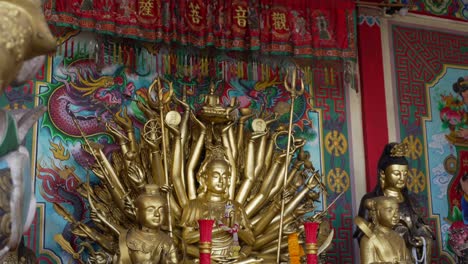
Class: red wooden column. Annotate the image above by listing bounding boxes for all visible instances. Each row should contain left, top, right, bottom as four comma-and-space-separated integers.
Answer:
358, 13, 389, 191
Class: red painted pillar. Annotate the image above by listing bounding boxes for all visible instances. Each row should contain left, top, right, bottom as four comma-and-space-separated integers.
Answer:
358, 17, 389, 191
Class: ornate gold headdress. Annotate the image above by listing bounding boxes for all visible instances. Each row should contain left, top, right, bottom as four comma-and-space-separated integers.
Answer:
205, 144, 229, 163
390, 142, 408, 157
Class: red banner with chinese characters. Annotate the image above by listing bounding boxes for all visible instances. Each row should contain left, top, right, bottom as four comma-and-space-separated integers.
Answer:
44, 0, 356, 59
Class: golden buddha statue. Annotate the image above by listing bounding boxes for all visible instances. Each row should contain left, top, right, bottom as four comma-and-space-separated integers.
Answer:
117, 184, 179, 264
53, 76, 330, 263
355, 196, 412, 264
354, 143, 434, 263
180, 148, 255, 263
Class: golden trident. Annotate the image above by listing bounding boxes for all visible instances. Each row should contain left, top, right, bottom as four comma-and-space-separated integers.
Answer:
277, 68, 305, 263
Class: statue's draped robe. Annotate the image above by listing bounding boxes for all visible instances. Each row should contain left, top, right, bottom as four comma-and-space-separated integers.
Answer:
360, 225, 412, 264
120, 228, 178, 264
180, 198, 251, 257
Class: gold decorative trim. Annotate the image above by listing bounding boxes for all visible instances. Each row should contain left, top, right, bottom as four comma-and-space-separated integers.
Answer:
305, 243, 318, 255
199, 242, 212, 254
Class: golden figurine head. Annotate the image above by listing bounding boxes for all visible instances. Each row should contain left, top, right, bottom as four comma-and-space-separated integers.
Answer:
134, 185, 166, 230
197, 147, 231, 198
377, 142, 409, 191
365, 196, 400, 228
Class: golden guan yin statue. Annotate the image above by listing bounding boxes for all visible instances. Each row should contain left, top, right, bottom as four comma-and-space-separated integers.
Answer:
355, 196, 412, 264
354, 143, 434, 263
0, 0, 56, 262
53, 76, 331, 263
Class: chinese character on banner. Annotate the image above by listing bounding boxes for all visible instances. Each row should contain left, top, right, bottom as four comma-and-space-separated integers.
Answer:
234, 5, 248, 28
189, 2, 202, 24
138, 0, 154, 17
272, 11, 289, 31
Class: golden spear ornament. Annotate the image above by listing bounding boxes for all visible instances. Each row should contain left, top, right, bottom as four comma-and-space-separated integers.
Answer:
276, 68, 304, 262
148, 77, 174, 237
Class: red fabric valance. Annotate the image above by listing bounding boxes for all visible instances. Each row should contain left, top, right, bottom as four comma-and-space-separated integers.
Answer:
44, 0, 357, 59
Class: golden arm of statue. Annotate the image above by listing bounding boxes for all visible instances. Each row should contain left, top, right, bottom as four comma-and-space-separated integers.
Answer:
222, 122, 238, 200
267, 159, 304, 202
235, 131, 267, 205
113, 109, 138, 160
136, 100, 158, 120
284, 162, 305, 189
228, 123, 237, 162
244, 153, 286, 217
105, 122, 129, 150
127, 163, 146, 191
165, 122, 188, 208
262, 136, 276, 176
359, 236, 377, 264
95, 148, 128, 198
172, 95, 190, 147
253, 133, 268, 180
186, 112, 206, 200
72, 222, 116, 253
87, 189, 124, 237
252, 201, 281, 236
253, 213, 298, 250
270, 175, 319, 225
256, 114, 279, 176
236, 109, 255, 154
238, 227, 255, 246
140, 120, 166, 187
82, 144, 132, 216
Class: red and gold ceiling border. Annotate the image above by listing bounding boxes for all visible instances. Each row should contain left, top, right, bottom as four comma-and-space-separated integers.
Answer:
44, 0, 357, 60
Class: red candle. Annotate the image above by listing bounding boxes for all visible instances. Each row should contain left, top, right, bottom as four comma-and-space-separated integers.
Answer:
198, 219, 215, 264
304, 222, 320, 264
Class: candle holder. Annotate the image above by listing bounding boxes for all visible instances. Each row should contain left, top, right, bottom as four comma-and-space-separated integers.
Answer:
304, 222, 320, 264
198, 219, 215, 264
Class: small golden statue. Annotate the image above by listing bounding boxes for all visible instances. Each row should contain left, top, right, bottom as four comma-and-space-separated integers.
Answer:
354, 142, 434, 263
117, 184, 179, 264
355, 196, 412, 264
180, 147, 255, 262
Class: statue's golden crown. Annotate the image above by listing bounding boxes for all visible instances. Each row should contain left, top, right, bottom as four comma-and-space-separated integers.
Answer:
389, 143, 408, 157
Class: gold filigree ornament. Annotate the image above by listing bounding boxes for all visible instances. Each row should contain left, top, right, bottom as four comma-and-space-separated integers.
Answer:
402, 135, 423, 160
407, 168, 426, 194
390, 142, 409, 157
325, 130, 347, 157
327, 167, 350, 193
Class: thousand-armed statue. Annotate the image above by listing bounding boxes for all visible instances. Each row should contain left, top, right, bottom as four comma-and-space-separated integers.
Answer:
53, 73, 332, 263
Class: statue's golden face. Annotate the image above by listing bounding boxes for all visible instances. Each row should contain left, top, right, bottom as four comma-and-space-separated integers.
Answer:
205, 160, 230, 195
136, 199, 165, 229
376, 199, 400, 228
381, 164, 408, 190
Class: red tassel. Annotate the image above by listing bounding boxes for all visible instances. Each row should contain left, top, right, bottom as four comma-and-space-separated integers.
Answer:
198, 219, 214, 264
304, 222, 320, 264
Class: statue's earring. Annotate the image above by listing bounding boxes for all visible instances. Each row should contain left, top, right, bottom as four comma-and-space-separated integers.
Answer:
379, 170, 385, 189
